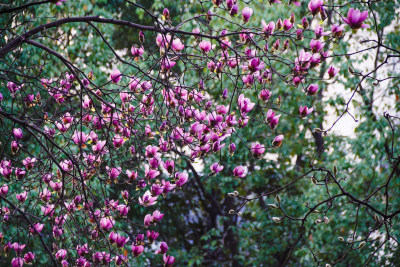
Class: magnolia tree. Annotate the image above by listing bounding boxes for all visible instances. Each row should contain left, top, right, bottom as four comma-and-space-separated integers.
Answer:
0, 0, 399, 266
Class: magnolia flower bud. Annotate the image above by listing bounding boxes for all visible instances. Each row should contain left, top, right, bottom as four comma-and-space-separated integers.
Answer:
275, 194, 281, 203
338, 237, 344, 241
272, 217, 282, 223
358, 241, 366, 249
228, 209, 235, 214
268, 204, 279, 209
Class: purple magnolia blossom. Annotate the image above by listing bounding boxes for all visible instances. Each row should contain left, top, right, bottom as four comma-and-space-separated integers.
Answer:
307, 84, 319, 95
131, 46, 144, 58
327, 66, 340, 79
171, 39, 185, 51
299, 105, 314, 118
314, 25, 328, 39
199, 40, 212, 53
110, 68, 122, 83
100, 217, 115, 231
343, 8, 369, 29
152, 210, 164, 222
230, 4, 238, 16
238, 94, 255, 115
139, 190, 158, 207
242, 7, 253, 23
331, 24, 346, 37
262, 20, 275, 37
272, 135, 284, 147
0, 184, 9, 196
16, 191, 27, 203
259, 89, 272, 102
210, 163, 224, 174
163, 254, 175, 267
233, 166, 246, 178
283, 19, 293, 31
310, 39, 325, 53
131, 245, 144, 257
155, 242, 169, 254
247, 58, 265, 72
251, 142, 265, 158
175, 172, 189, 187
308, 0, 324, 16
13, 128, 23, 140
11, 258, 23, 267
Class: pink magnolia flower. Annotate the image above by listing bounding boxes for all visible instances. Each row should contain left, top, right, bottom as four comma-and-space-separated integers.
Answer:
7, 82, 22, 96
72, 131, 89, 147
100, 217, 115, 231
116, 233, 130, 248
106, 167, 122, 181
145, 164, 160, 180
163, 254, 176, 267
110, 68, 122, 84
156, 33, 172, 48
163, 8, 170, 20
251, 142, 265, 158
331, 24, 346, 37
30, 223, 44, 235
272, 135, 284, 147
230, 4, 238, 16
343, 8, 369, 30
310, 39, 324, 54
55, 249, 67, 261
23, 252, 35, 264
144, 214, 152, 227
210, 163, 224, 174
238, 94, 255, 115
261, 20, 275, 37
11, 243, 26, 254
49, 181, 63, 192
11, 257, 24, 267
259, 89, 272, 102
112, 134, 125, 148
171, 39, 185, 51
131, 46, 144, 58
162, 180, 176, 194
308, 0, 324, 16
242, 7, 253, 23
11, 141, 19, 154
161, 58, 176, 70
22, 157, 36, 170
92, 140, 106, 154
126, 170, 138, 182
283, 19, 293, 31
147, 230, 159, 243
327, 66, 339, 79
175, 172, 188, 187
151, 183, 164, 196
299, 105, 313, 118
247, 58, 264, 72
199, 40, 212, 53
13, 128, 23, 140
314, 25, 328, 39
139, 190, 158, 207
16, 191, 27, 203
0, 184, 9, 196
307, 84, 319, 95
131, 245, 144, 257
155, 242, 169, 254
162, 160, 175, 174
233, 166, 246, 178
152, 210, 164, 222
